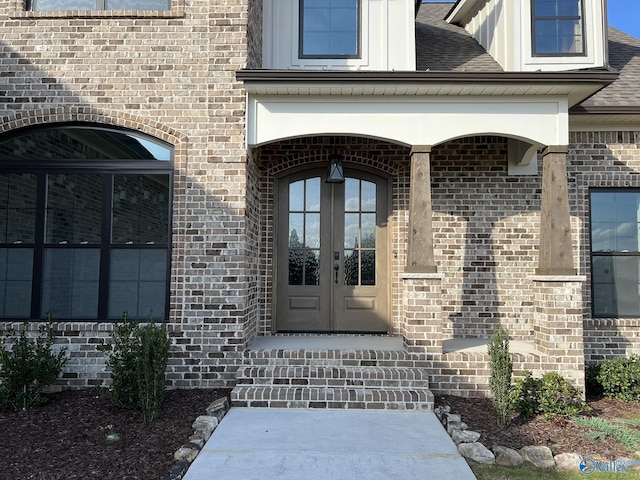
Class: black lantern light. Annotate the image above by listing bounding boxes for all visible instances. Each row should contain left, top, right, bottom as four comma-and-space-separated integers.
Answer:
326, 147, 345, 184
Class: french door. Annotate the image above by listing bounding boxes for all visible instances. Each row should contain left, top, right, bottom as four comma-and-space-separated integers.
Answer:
275, 168, 389, 332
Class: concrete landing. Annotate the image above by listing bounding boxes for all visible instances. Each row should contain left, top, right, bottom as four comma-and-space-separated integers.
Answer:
182, 408, 477, 480
249, 334, 404, 350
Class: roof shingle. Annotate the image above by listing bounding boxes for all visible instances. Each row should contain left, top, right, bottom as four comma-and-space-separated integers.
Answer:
415, 2, 503, 72
415, 3, 640, 109
579, 27, 640, 108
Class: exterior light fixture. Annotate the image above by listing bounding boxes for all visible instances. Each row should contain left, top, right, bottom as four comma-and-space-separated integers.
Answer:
326, 152, 345, 183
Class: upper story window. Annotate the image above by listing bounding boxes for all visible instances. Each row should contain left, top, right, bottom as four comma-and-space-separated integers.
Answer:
299, 0, 360, 58
28, 0, 169, 11
532, 0, 584, 56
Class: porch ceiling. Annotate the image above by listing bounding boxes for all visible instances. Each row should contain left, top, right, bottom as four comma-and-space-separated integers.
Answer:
238, 70, 616, 106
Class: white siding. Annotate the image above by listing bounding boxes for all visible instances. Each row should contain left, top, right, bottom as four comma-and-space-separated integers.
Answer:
262, 0, 416, 71
460, 0, 606, 72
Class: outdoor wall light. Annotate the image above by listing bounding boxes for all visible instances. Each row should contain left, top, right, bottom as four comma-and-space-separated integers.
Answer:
326, 152, 345, 183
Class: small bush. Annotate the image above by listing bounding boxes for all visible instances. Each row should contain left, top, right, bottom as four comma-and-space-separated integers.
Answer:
511, 371, 589, 419
510, 371, 540, 418
0, 314, 68, 411
597, 356, 640, 402
137, 320, 171, 424
488, 324, 513, 428
98, 313, 171, 423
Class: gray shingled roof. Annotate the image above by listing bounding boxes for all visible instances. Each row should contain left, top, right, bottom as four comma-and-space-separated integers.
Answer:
416, 2, 640, 109
415, 2, 503, 72
579, 27, 640, 108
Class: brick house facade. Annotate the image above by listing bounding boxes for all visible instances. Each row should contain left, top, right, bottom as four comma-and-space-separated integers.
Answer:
1, 1, 640, 404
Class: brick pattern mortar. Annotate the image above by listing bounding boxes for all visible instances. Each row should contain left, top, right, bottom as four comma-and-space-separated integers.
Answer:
0, 0, 639, 392
0, 0, 257, 389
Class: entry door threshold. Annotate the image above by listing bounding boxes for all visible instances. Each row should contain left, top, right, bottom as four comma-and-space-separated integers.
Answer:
249, 335, 404, 351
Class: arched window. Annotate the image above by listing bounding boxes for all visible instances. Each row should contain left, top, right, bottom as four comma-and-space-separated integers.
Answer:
0, 124, 173, 321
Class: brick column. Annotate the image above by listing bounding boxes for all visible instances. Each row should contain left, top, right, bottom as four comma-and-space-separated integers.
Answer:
532, 275, 586, 393
407, 146, 436, 273
402, 272, 443, 357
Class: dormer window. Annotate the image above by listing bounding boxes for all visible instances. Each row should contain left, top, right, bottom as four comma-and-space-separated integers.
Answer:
532, 0, 584, 56
299, 0, 360, 59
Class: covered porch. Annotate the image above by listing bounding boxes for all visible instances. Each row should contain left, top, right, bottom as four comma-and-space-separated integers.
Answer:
234, 69, 613, 402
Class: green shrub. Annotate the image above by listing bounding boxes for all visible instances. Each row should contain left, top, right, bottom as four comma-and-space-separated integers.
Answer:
511, 371, 589, 419
0, 315, 68, 411
597, 356, 640, 402
98, 313, 171, 423
136, 320, 171, 424
538, 372, 590, 418
511, 371, 540, 418
488, 324, 513, 428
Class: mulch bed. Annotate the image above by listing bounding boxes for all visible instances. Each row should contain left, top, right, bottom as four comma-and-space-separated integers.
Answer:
0, 388, 231, 480
1, 388, 639, 479
436, 393, 640, 460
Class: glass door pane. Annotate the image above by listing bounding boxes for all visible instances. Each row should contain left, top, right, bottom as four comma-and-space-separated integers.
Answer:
343, 178, 376, 286
288, 178, 321, 286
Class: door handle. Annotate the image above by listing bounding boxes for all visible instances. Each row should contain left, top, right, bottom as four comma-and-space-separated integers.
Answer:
334, 263, 340, 284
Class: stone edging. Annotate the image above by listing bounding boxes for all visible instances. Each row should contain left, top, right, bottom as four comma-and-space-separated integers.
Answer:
161, 396, 230, 480
434, 405, 638, 473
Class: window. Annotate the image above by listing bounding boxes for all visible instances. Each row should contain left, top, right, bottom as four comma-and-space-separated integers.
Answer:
299, 0, 360, 58
590, 190, 640, 317
0, 125, 172, 321
28, 0, 169, 11
532, 0, 584, 55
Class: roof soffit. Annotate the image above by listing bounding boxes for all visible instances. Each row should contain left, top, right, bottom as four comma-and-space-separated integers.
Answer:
237, 70, 619, 109
445, 0, 490, 25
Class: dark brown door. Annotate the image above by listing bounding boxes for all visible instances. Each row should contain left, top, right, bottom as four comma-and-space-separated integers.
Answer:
276, 168, 389, 332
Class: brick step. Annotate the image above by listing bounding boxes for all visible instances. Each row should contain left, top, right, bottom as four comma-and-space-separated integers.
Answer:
243, 349, 414, 368
235, 365, 430, 389
230, 386, 434, 410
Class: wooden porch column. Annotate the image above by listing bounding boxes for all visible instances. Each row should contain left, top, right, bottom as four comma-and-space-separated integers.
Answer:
538, 146, 577, 275
407, 146, 436, 273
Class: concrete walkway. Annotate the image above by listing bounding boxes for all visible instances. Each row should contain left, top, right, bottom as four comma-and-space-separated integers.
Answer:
182, 408, 477, 480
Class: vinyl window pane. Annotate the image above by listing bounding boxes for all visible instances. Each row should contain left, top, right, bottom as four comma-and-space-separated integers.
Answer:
46, 174, 103, 244
32, 0, 170, 10
535, 19, 583, 54
106, 0, 169, 9
32, 0, 95, 10
112, 174, 170, 245
536, 0, 580, 18
42, 248, 100, 319
301, 0, 358, 56
0, 248, 33, 317
0, 174, 37, 244
109, 249, 167, 320
591, 192, 640, 253
592, 256, 640, 317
